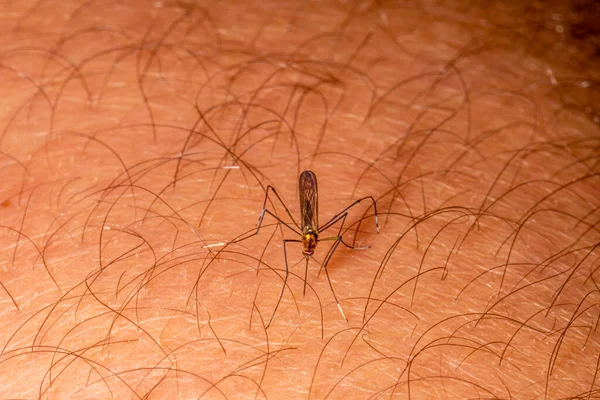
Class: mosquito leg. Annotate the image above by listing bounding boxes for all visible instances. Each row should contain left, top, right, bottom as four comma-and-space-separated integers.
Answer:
320, 213, 369, 250
232, 208, 299, 244
321, 236, 370, 250
258, 185, 301, 230
267, 239, 301, 328
231, 185, 301, 243
321, 236, 348, 322
255, 224, 278, 276
319, 196, 379, 233
315, 212, 348, 321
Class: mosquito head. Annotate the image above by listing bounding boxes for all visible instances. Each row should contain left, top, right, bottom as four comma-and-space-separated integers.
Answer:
302, 228, 318, 256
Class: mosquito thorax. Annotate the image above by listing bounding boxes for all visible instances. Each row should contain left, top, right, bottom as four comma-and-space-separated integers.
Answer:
302, 228, 318, 255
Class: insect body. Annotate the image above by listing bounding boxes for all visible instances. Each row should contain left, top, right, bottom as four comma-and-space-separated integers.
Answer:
237, 170, 379, 326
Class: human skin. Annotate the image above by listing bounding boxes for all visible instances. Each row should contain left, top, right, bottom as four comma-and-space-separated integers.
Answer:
0, 0, 599, 399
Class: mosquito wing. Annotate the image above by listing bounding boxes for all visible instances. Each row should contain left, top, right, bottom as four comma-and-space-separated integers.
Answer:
299, 170, 319, 233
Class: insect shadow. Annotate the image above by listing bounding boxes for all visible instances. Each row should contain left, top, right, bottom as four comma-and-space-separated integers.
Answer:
234, 170, 379, 327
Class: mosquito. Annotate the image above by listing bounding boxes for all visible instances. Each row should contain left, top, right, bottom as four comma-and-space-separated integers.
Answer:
236, 170, 379, 325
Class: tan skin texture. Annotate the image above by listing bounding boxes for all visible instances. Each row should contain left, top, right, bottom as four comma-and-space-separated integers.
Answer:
0, 1, 599, 399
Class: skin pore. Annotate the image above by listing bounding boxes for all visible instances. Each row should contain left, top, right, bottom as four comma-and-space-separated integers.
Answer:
0, 0, 599, 398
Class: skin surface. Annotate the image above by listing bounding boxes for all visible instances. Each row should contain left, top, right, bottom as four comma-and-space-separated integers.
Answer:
0, 0, 599, 399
